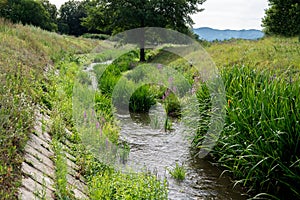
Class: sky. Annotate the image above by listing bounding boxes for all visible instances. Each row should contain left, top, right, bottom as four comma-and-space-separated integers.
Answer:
50, 0, 269, 30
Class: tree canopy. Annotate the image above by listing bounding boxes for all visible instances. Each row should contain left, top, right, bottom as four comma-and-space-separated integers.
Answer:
0, 0, 57, 31
83, 0, 206, 61
58, 0, 90, 36
262, 0, 300, 36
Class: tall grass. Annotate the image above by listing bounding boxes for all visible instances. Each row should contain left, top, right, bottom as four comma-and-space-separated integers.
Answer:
216, 66, 300, 199
192, 65, 300, 199
159, 36, 300, 199
0, 18, 98, 199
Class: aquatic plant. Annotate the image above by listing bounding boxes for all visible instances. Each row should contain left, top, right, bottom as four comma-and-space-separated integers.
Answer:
168, 162, 186, 181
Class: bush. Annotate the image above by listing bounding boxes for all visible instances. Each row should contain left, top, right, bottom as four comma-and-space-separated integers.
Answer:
82, 33, 110, 40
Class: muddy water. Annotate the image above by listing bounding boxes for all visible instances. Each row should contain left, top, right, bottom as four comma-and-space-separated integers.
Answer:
117, 104, 247, 200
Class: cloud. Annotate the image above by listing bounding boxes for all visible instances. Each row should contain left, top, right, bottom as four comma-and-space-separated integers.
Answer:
192, 0, 269, 30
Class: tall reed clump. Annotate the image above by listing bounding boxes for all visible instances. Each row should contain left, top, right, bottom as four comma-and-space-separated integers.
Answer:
201, 65, 300, 199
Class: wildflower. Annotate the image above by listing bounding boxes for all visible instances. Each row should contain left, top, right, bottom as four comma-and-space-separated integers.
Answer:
168, 77, 174, 84
269, 74, 276, 82
157, 64, 163, 70
83, 111, 87, 119
228, 99, 232, 108
99, 127, 102, 137
172, 86, 177, 93
163, 88, 171, 100
96, 121, 100, 129
191, 87, 196, 95
105, 138, 109, 149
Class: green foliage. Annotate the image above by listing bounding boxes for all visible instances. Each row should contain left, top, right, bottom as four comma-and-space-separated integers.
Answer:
191, 65, 300, 199
168, 163, 186, 181
82, 33, 110, 40
263, 0, 300, 36
58, 0, 90, 36
162, 36, 300, 199
215, 66, 300, 199
95, 50, 139, 96
0, 69, 35, 199
89, 170, 168, 200
164, 117, 173, 132
84, 0, 205, 35
83, 0, 206, 61
129, 85, 156, 113
52, 137, 74, 199
0, 20, 97, 199
162, 92, 181, 118
206, 36, 300, 71
0, 0, 57, 31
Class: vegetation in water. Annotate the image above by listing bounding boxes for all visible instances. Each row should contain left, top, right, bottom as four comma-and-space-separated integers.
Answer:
168, 163, 186, 181
0, 0, 299, 198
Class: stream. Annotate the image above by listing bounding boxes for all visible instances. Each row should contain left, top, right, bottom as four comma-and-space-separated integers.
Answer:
84, 62, 247, 200
117, 105, 246, 200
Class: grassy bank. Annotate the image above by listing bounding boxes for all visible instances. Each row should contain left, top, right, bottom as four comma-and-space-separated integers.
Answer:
0, 19, 168, 199
146, 36, 300, 199
0, 18, 98, 199
197, 37, 300, 199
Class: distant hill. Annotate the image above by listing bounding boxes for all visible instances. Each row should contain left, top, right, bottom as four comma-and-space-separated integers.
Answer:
193, 27, 264, 41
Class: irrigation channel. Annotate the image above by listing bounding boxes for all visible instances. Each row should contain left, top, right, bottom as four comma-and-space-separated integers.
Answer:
84, 62, 247, 200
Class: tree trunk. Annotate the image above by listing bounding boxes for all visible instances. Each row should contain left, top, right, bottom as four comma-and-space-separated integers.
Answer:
140, 45, 145, 62
139, 18, 145, 62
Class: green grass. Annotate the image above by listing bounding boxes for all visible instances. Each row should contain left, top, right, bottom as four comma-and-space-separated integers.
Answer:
190, 37, 300, 199
0, 18, 98, 199
168, 163, 186, 181
2, 17, 299, 199
148, 36, 300, 199
206, 36, 300, 73
215, 65, 300, 199
89, 170, 168, 200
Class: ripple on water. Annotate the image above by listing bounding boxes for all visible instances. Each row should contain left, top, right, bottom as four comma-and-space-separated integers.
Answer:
117, 105, 247, 200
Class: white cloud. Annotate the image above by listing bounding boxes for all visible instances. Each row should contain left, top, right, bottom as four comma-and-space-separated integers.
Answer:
49, 0, 72, 9
192, 0, 269, 30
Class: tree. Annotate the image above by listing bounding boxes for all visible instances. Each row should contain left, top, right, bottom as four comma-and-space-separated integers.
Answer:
40, 0, 58, 31
262, 0, 300, 36
58, 0, 90, 36
0, 0, 57, 31
83, 0, 206, 61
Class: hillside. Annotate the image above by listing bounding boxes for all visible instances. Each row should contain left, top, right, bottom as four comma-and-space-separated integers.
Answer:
194, 27, 264, 41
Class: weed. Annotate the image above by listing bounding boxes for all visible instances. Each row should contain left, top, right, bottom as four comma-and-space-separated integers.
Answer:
168, 163, 186, 181
0, 19, 98, 198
